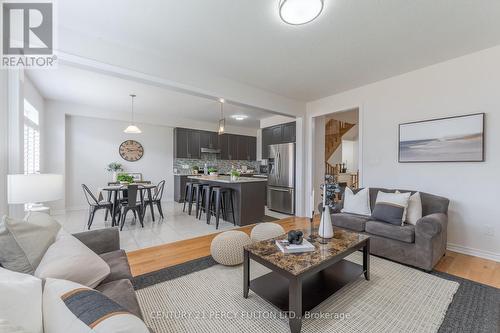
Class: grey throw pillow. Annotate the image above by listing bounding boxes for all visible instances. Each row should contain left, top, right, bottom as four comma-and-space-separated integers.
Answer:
371, 191, 411, 225
0, 213, 61, 274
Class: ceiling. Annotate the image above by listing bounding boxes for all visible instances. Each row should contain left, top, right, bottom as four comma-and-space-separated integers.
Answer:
54, 0, 500, 101
27, 65, 274, 128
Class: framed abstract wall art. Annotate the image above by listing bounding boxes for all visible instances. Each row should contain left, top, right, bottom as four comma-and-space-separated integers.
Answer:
399, 113, 485, 163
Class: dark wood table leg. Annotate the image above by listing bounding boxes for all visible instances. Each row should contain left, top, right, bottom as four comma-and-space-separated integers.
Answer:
363, 239, 370, 281
147, 188, 155, 221
289, 277, 302, 333
243, 250, 250, 298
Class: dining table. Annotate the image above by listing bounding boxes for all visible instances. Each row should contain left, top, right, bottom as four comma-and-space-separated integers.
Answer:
101, 183, 157, 227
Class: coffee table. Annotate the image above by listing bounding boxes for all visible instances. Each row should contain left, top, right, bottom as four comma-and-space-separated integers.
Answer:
243, 229, 370, 333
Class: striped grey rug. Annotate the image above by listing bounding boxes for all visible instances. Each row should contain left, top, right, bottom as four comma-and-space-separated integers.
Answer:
136, 252, 459, 333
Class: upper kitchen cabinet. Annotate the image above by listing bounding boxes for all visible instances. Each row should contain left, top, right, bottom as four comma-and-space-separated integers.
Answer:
174, 128, 256, 160
200, 130, 219, 150
262, 127, 273, 158
261, 121, 296, 158
187, 129, 201, 159
271, 125, 283, 144
174, 128, 189, 158
282, 122, 296, 143
174, 128, 200, 159
220, 134, 238, 160
247, 136, 257, 161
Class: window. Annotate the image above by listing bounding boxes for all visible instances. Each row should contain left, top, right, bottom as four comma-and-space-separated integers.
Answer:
24, 100, 40, 175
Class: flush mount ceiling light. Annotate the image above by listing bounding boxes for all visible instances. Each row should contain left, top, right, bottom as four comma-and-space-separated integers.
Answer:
217, 99, 225, 135
279, 0, 324, 25
231, 115, 248, 121
124, 94, 142, 134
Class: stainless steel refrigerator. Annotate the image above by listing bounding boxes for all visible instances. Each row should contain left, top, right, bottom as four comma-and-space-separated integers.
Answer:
267, 143, 295, 214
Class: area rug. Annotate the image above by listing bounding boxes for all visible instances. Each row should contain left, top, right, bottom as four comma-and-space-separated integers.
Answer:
135, 252, 462, 333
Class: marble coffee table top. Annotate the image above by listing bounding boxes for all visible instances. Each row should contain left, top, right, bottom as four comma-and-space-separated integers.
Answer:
244, 229, 369, 276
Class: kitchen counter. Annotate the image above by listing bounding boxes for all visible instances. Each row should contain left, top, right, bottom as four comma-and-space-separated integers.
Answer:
187, 175, 267, 183
187, 175, 267, 226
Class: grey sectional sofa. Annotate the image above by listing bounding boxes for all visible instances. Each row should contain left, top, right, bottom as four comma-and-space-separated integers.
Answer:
73, 228, 144, 320
329, 188, 449, 271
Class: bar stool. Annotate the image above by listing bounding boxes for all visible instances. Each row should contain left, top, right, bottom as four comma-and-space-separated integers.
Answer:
192, 183, 208, 218
198, 184, 218, 221
182, 182, 193, 213
209, 187, 236, 229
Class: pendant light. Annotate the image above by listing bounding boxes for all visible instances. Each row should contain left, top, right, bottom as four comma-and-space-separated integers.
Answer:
124, 94, 142, 134
217, 98, 225, 135
279, 0, 324, 25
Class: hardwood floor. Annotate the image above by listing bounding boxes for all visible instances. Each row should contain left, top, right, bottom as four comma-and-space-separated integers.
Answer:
127, 216, 500, 289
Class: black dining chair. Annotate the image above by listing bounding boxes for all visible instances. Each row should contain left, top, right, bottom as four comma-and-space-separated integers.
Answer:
145, 180, 165, 219
119, 185, 145, 231
82, 184, 113, 230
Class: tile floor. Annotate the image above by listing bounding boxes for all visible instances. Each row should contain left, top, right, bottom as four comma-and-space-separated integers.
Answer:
53, 201, 291, 252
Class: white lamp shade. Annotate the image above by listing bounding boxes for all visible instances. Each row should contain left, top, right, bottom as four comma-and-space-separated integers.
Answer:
124, 125, 142, 134
7, 174, 64, 204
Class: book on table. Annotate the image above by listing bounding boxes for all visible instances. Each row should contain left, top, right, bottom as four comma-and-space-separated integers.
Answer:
275, 239, 315, 254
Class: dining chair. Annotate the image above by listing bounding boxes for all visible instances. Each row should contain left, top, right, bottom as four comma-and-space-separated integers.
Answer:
119, 185, 145, 231
145, 180, 165, 219
82, 184, 113, 230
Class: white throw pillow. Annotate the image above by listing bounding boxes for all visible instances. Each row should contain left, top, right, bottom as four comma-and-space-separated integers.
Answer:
396, 191, 423, 225
35, 230, 110, 288
341, 187, 371, 216
0, 268, 43, 333
43, 278, 149, 333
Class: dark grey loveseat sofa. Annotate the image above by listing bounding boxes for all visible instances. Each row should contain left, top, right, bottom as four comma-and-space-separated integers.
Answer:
73, 228, 144, 320
330, 188, 449, 271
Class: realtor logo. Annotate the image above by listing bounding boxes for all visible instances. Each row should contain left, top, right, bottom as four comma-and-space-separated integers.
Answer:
2, 1, 56, 68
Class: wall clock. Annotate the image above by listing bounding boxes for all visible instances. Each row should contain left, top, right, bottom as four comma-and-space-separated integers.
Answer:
119, 140, 144, 162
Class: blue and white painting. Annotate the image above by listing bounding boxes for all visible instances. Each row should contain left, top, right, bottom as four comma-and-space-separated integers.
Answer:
399, 113, 484, 162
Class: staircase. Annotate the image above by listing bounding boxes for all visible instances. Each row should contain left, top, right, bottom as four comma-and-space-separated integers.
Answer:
324, 119, 355, 175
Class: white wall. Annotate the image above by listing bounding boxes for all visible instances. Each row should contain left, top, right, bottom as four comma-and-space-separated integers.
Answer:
312, 116, 325, 211
307, 45, 500, 261
65, 115, 174, 209
260, 115, 296, 128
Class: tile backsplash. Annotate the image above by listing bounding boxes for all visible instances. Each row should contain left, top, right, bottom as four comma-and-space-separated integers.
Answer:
174, 158, 260, 175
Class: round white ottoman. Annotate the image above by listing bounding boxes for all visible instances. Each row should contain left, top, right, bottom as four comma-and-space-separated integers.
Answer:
250, 222, 285, 242
210, 231, 252, 266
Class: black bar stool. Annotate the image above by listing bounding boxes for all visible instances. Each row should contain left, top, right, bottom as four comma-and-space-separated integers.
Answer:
192, 183, 208, 218
198, 184, 218, 222
209, 187, 236, 229
182, 182, 193, 213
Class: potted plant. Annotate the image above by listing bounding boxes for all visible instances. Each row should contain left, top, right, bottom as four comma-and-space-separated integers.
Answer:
117, 173, 134, 184
207, 167, 218, 176
107, 162, 123, 182
230, 170, 241, 182
192, 165, 200, 175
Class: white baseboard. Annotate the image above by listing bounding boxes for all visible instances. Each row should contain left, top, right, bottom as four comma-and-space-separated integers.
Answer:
447, 243, 500, 262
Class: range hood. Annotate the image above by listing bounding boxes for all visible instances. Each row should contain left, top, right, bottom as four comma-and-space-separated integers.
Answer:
201, 148, 221, 154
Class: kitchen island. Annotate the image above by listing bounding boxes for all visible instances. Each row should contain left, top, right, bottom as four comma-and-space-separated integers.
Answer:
188, 175, 267, 226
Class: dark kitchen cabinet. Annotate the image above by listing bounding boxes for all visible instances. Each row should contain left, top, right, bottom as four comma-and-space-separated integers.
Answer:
200, 131, 219, 149
237, 136, 249, 160
261, 121, 296, 159
248, 136, 257, 161
282, 122, 296, 143
262, 127, 272, 158
175, 128, 256, 160
220, 134, 237, 160
187, 130, 200, 159
271, 125, 283, 144
174, 128, 189, 158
